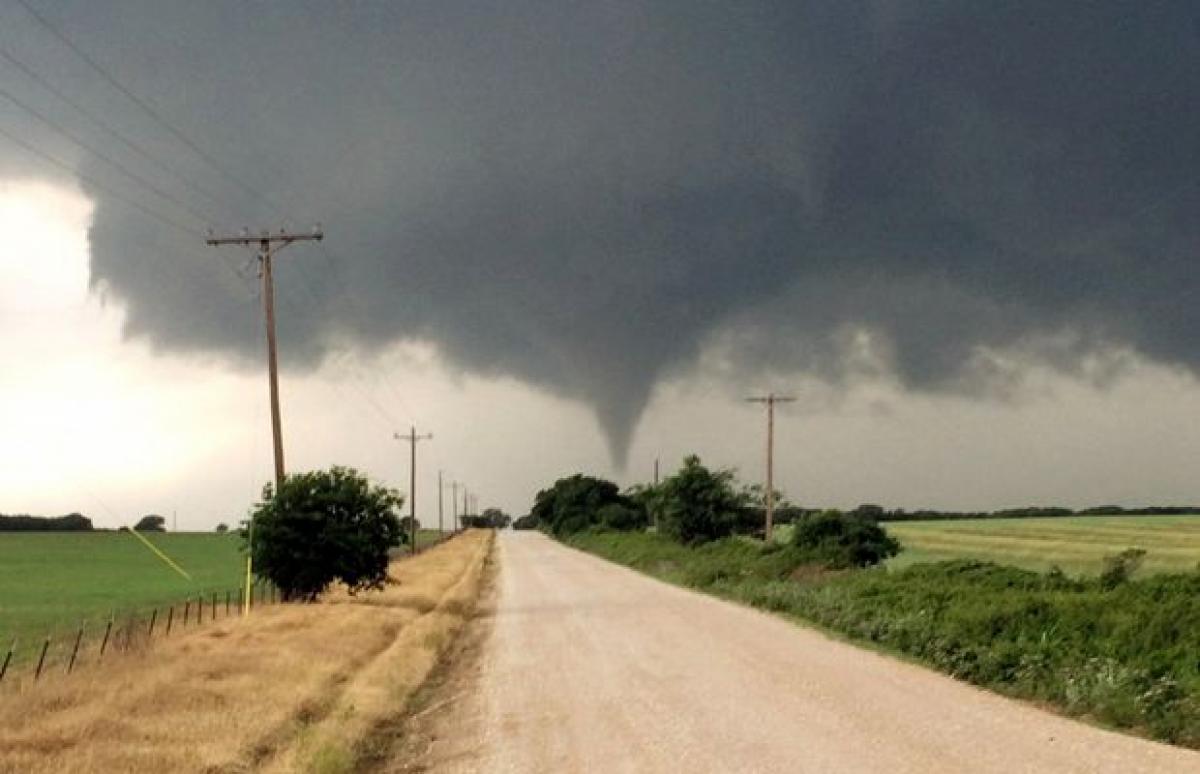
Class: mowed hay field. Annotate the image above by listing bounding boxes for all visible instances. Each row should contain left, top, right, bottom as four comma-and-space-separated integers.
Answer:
0, 529, 492, 774
883, 515, 1200, 575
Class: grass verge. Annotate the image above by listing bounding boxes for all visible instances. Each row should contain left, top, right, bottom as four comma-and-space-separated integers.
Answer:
565, 529, 1200, 748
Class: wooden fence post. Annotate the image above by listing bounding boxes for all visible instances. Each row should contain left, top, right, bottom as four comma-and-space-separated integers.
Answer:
0, 639, 14, 684
165, 606, 175, 636
99, 618, 113, 658
148, 609, 158, 638
211, 592, 217, 621
34, 636, 50, 681
225, 589, 231, 616
183, 599, 190, 627
66, 625, 84, 675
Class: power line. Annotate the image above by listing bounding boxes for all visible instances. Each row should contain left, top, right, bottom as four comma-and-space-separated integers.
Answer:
0, 44, 236, 220
0, 81, 221, 227
0, 118, 199, 238
13, 0, 282, 217
0, 115, 257, 300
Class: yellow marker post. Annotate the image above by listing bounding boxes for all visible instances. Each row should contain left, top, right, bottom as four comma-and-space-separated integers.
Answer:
125, 527, 192, 581
243, 516, 254, 616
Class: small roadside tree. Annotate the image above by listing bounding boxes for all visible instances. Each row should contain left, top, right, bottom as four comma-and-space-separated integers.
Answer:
248, 466, 405, 601
215, 522, 229, 533
658, 455, 745, 544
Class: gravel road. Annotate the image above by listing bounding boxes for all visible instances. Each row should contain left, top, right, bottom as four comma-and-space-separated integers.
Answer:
408, 531, 1200, 773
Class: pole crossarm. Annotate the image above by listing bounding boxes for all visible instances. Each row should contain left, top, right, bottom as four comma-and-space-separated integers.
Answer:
205, 228, 324, 249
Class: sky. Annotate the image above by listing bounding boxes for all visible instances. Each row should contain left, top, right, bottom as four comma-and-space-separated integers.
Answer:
1, 1, 1200, 528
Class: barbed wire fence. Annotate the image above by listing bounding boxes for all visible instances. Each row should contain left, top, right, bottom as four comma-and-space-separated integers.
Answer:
0, 578, 282, 691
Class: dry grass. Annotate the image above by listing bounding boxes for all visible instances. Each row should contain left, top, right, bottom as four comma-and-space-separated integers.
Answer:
0, 529, 493, 774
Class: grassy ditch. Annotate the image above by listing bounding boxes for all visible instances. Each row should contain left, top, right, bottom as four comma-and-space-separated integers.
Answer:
566, 529, 1200, 747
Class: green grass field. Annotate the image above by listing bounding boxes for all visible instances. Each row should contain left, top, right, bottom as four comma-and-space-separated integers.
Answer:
879, 515, 1200, 575
0, 532, 244, 650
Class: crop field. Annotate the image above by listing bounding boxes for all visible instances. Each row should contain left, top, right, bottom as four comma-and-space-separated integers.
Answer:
880, 515, 1200, 575
0, 529, 450, 650
0, 532, 244, 648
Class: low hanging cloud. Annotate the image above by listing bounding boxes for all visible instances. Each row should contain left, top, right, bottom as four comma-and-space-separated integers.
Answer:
11, 0, 1191, 465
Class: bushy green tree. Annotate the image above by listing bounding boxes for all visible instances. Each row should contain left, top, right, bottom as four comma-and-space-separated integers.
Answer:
215, 522, 229, 533
791, 510, 900, 568
134, 514, 166, 531
248, 466, 405, 600
512, 514, 539, 530
530, 474, 643, 535
658, 455, 745, 544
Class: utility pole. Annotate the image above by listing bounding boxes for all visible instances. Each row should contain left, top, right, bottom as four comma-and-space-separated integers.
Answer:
207, 226, 323, 615
395, 426, 433, 554
654, 458, 660, 486
451, 480, 459, 532
437, 469, 444, 537
746, 393, 796, 542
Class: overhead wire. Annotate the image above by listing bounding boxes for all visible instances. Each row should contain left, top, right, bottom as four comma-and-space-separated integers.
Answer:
13, 0, 274, 216
0, 43, 236, 219
0, 80, 224, 227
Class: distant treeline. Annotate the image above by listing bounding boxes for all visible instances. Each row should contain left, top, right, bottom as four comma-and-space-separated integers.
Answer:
843, 504, 1200, 522
0, 513, 94, 531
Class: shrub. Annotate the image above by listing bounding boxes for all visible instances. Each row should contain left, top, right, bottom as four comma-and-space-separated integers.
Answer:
658, 455, 744, 545
530, 474, 643, 535
791, 510, 900, 568
597, 502, 648, 531
1100, 548, 1147, 590
248, 466, 405, 600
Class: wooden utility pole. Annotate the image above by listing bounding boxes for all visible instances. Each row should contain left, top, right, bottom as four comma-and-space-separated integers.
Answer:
395, 427, 433, 554
451, 480, 459, 531
746, 393, 796, 542
207, 227, 323, 614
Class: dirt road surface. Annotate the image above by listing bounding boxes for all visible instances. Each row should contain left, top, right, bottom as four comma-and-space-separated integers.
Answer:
400, 531, 1200, 773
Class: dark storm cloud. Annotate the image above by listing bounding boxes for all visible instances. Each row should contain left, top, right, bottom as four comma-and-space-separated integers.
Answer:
7, 1, 1197, 463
